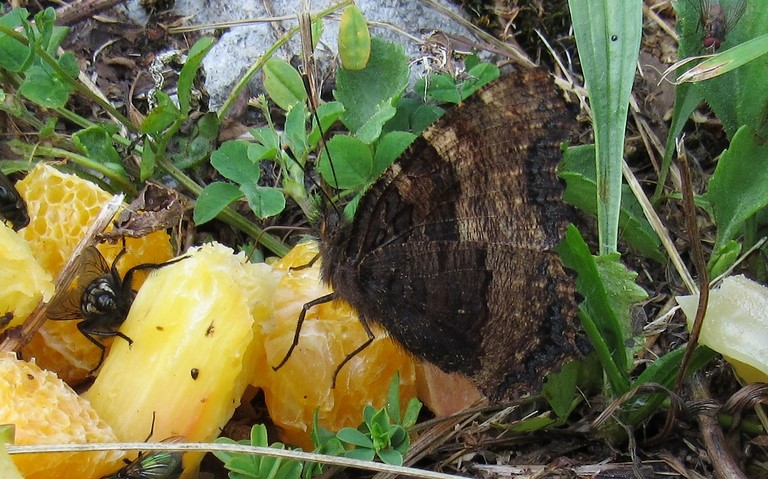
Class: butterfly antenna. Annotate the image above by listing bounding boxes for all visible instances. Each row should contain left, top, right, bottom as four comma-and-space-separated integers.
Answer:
246, 225, 310, 262
298, 2, 343, 218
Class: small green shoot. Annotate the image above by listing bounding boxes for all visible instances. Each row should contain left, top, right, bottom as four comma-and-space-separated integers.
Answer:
331, 373, 421, 467
214, 424, 303, 479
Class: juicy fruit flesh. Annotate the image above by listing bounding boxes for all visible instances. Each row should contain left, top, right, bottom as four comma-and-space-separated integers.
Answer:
255, 242, 418, 449
0, 352, 125, 479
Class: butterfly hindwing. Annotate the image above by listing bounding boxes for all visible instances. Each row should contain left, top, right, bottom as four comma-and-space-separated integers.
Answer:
318, 69, 584, 401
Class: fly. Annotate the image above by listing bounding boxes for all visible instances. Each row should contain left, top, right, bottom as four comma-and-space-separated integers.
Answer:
47, 245, 185, 373
0, 170, 29, 230
101, 436, 185, 479
698, 0, 746, 51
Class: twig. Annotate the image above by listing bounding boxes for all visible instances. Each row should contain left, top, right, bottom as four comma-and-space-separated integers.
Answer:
691, 373, 748, 479
674, 138, 709, 392
55, 0, 125, 26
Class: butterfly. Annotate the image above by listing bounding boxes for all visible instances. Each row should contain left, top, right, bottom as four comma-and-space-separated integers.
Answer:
281, 69, 587, 402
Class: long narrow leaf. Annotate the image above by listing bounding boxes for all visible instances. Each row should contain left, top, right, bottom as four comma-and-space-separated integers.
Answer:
569, 0, 642, 254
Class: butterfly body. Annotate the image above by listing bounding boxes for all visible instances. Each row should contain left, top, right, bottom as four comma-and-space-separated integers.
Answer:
318, 70, 585, 401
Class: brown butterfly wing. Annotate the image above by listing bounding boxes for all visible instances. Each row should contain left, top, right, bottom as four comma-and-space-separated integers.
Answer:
319, 69, 583, 401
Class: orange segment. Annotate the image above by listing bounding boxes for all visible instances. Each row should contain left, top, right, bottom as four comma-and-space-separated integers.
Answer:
0, 352, 125, 479
255, 242, 417, 449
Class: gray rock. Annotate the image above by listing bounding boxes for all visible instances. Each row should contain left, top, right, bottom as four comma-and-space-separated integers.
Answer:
124, 0, 496, 111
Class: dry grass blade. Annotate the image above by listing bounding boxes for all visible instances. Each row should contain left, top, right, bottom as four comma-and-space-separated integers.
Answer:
674, 138, 709, 392
7, 441, 469, 479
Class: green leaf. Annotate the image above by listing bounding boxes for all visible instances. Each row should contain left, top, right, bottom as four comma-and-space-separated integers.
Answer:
335, 38, 409, 141
0, 9, 32, 72
250, 423, 269, 446
317, 134, 373, 190
140, 137, 156, 181
401, 398, 422, 429
251, 126, 280, 151
708, 240, 741, 278
344, 448, 376, 461
373, 131, 416, 178
569, 0, 642, 254
376, 448, 403, 466
263, 58, 307, 111
18, 64, 74, 108
338, 5, 371, 71
458, 63, 500, 100
385, 373, 401, 424
595, 255, 647, 343
411, 104, 444, 134
57, 51, 79, 78
178, 36, 215, 115
417, 75, 461, 104
622, 346, 717, 427
72, 126, 121, 165
193, 182, 243, 225
705, 125, 768, 252
210, 140, 258, 185
284, 102, 308, 160
337, 427, 373, 448
241, 184, 285, 219
308, 101, 345, 148
141, 91, 181, 134
557, 225, 631, 395
247, 143, 278, 162
560, 145, 664, 262
541, 360, 582, 418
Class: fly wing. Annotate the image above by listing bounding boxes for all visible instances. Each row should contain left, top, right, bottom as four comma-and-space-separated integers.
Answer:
47, 246, 111, 320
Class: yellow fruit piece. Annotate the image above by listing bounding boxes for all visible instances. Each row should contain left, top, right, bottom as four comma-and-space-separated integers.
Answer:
0, 352, 125, 479
677, 274, 768, 383
0, 222, 54, 328
84, 243, 278, 471
256, 242, 417, 450
14, 164, 173, 383
0, 442, 24, 479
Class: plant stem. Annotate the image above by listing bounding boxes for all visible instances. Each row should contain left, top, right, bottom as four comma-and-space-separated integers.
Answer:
157, 157, 289, 256
9, 141, 137, 194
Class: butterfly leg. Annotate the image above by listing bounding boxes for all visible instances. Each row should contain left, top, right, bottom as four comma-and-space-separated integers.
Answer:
272, 292, 336, 371
331, 318, 374, 388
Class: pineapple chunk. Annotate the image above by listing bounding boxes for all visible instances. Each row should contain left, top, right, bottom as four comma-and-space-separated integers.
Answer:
678, 275, 768, 383
84, 243, 279, 451
0, 425, 24, 479
0, 352, 125, 479
256, 242, 417, 449
0, 222, 54, 328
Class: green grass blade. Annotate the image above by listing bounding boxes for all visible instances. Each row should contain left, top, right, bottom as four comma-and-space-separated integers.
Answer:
568, 0, 642, 254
